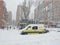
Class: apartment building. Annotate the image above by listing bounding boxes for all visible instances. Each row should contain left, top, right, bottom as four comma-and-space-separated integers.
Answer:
0, 0, 7, 28
34, 0, 60, 27
16, 5, 24, 27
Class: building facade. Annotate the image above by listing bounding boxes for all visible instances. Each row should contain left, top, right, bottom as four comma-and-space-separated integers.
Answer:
16, 2, 30, 27
7, 11, 12, 25
34, 0, 60, 27
16, 5, 24, 27
0, 0, 7, 28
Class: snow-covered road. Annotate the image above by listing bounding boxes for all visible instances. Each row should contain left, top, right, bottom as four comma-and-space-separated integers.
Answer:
0, 28, 60, 45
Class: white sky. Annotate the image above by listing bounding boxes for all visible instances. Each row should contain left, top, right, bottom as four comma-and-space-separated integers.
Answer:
4, 0, 24, 20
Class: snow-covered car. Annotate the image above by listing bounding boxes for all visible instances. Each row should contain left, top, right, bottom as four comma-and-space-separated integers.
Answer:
21, 24, 48, 35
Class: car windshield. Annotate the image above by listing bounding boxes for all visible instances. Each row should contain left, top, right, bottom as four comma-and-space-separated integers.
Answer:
26, 26, 31, 30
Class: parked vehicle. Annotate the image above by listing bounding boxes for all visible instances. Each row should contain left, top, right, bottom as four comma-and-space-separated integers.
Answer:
21, 24, 48, 35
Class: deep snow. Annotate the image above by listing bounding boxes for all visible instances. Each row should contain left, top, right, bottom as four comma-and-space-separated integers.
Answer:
0, 28, 60, 45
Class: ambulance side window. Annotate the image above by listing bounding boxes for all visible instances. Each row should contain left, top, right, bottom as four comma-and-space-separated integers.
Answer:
32, 26, 38, 30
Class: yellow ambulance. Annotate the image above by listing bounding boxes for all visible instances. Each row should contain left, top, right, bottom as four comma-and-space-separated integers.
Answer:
21, 24, 48, 35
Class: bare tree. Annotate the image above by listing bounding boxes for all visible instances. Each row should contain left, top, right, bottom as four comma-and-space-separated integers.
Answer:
22, 0, 31, 20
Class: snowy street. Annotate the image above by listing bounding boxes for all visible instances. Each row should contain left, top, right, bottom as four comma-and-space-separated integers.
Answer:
0, 28, 60, 45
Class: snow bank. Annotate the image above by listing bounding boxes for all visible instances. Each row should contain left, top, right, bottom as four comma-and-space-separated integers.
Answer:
46, 28, 60, 32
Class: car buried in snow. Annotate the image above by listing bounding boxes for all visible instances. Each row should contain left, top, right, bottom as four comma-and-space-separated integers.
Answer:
21, 24, 48, 35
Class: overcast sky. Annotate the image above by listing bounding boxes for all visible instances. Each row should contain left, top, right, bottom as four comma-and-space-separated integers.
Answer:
4, 0, 24, 20
4, 0, 40, 20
